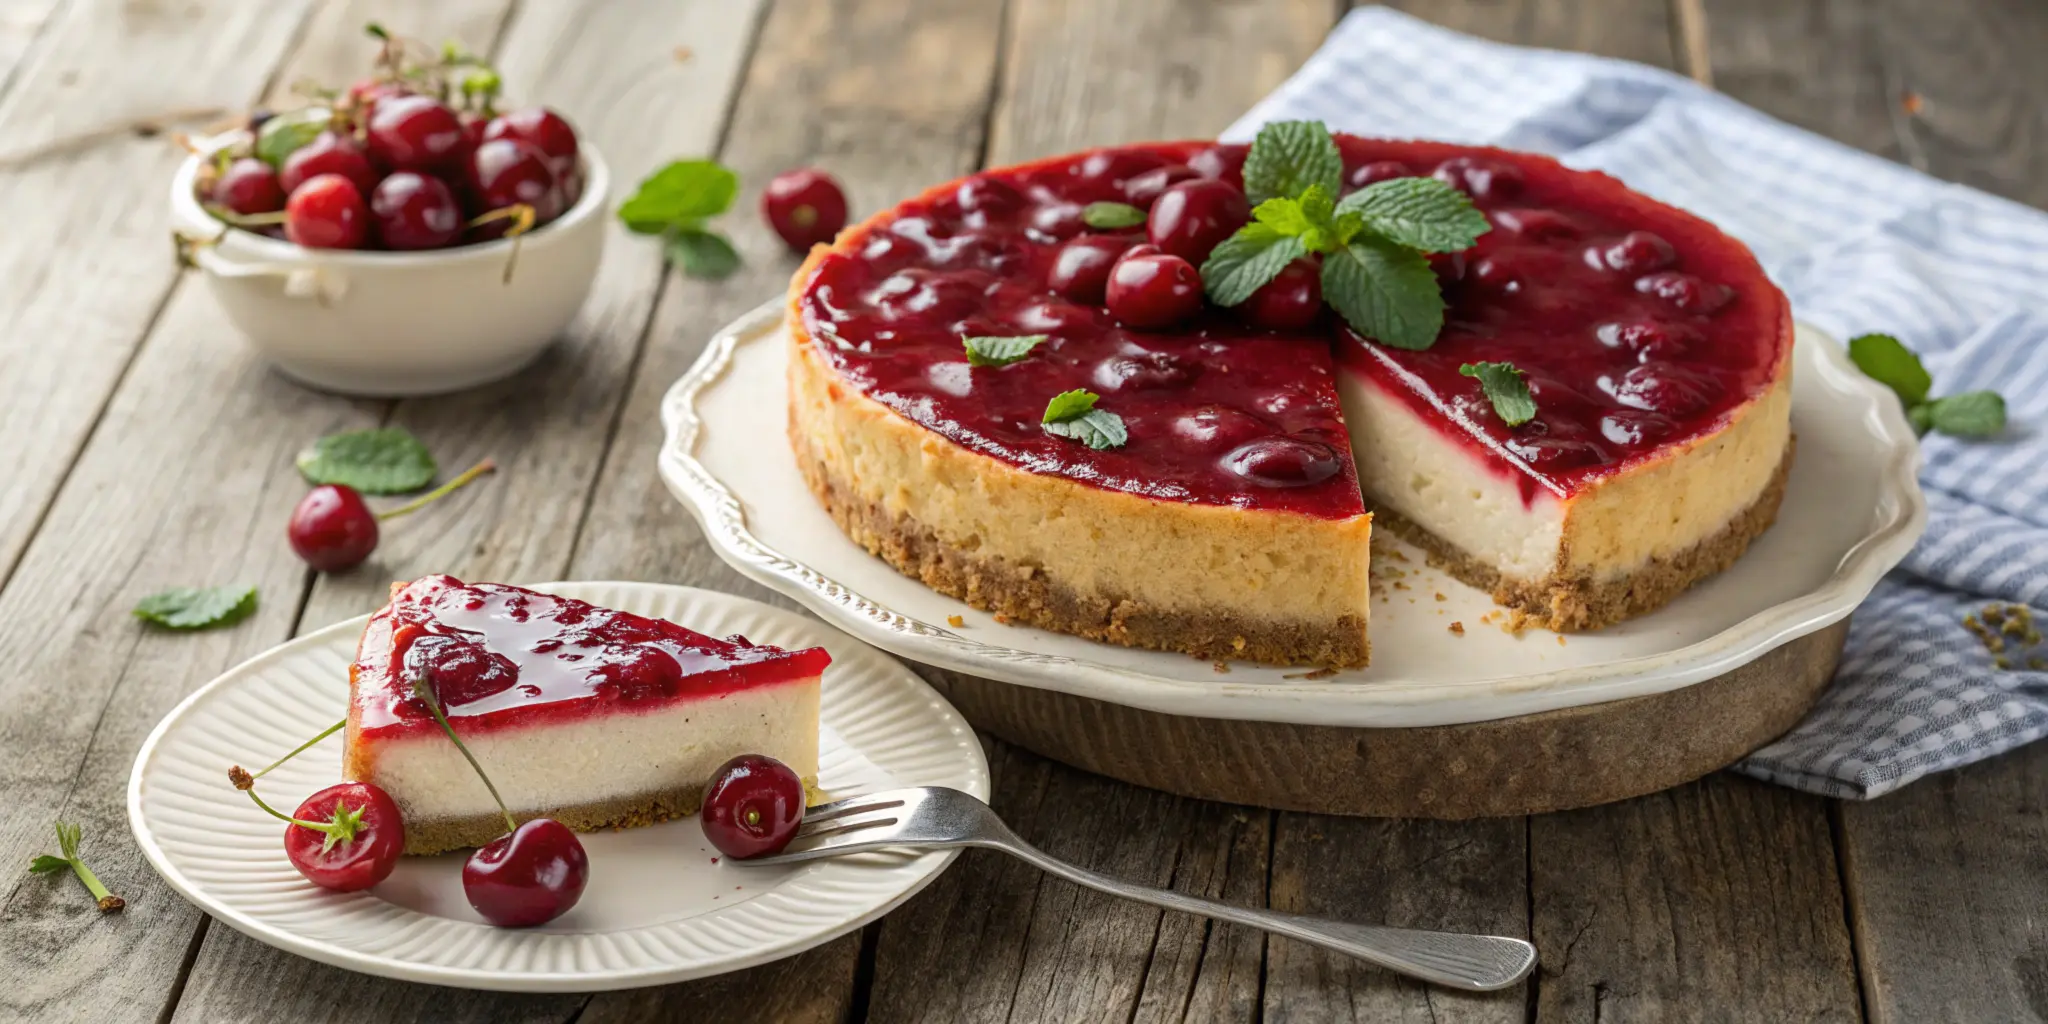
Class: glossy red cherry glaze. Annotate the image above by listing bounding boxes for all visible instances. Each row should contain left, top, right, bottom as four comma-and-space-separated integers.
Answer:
350, 576, 830, 740
796, 138, 1787, 511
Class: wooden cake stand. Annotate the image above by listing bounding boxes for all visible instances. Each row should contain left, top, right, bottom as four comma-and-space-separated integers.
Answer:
922, 621, 1846, 819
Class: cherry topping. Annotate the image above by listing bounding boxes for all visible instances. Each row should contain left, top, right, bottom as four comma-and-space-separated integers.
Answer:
279, 131, 379, 198
481, 107, 579, 178
1239, 257, 1323, 330
1071, 148, 1168, 199
952, 175, 1026, 225
370, 171, 463, 250
288, 483, 378, 570
1506, 436, 1611, 470
365, 94, 467, 172
1432, 156, 1522, 200
1591, 231, 1676, 274
762, 168, 849, 251
1604, 362, 1725, 416
1346, 160, 1411, 189
1599, 410, 1678, 448
1634, 272, 1734, 314
1145, 179, 1249, 263
1596, 320, 1700, 362
1121, 163, 1200, 207
279, 782, 404, 892
213, 158, 285, 215
1222, 438, 1341, 488
1171, 406, 1271, 452
1105, 251, 1203, 328
1026, 201, 1086, 241
1186, 144, 1247, 184
1492, 208, 1580, 240
463, 818, 589, 927
1094, 348, 1199, 391
1046, 234, 1137, 303
701, 753, 806, 860
404, 634, 520, 707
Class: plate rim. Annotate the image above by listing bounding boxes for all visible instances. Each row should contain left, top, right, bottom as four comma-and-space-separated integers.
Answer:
126, 580, 989, 992
660, 299, 1927, 727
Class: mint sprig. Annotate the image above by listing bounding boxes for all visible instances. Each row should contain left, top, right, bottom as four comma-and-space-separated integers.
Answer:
134, 585, 259, 631
1041, 389, 1127, 449
963, 334, 1047, 367
1200, 121, 1486, 350
619, 159, 743, 280
1459, 362, 1537, 427
1848, 333, 2007, 439
1081, 201, 1147, 230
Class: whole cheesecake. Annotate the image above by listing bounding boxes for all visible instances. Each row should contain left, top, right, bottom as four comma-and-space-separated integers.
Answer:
787, 135, 1792, 666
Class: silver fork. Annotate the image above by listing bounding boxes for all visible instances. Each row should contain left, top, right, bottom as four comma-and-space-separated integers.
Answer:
743, 786, 1536, 991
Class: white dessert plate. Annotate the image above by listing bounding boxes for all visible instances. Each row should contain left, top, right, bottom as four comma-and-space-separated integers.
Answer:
128, 582, 989, 992
661, 301, 1925, 729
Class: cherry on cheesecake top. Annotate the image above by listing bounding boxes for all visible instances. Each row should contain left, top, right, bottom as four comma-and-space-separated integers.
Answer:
351, 575, 829, 738
795, 136, 1787, 512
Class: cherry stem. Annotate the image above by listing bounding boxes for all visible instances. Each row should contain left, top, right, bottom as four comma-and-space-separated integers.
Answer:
409, 673, 519, 835
209, 208, 287, 228
254, 718, 347, 779
377, 459, 496, 521
240, 785, 349, 837
467, 203, 536, 285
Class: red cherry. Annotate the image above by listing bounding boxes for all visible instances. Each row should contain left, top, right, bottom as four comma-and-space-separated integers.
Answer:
482, 107, 579, 179
1121, 163, 1200, 207
762, 168, 849, 251
1432, 156, 1522, 200
1187, 144, 1247, 185
279, 131, 378, 197
1047, 234, 1139, 304
466, 139, 564, 235
370, 171, 463, 250
288, 483, 378, 570
701, 754, 806, 860
1145, 179, 1249, 263
345, 78, 412, 124
1634, 272, 1733, 314
366, 95, 467, 172
212, 157, 285, 215
1593, 231, 1676, 274
1239, 257, 1323, 330
1346, 160, 1411, 189
282, 782, 404, 892
1106, 251, 1203, 329
284, 174, 369, 250
463, 818, 589, 927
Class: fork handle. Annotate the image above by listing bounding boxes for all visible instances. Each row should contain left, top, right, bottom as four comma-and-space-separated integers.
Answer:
978, 835, 1535, 991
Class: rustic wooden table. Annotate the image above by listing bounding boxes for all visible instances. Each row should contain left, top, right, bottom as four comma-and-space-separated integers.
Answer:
4, 1, 2045, 1021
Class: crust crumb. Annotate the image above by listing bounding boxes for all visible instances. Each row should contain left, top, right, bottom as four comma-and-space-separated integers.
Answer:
1448, 621, 1464, 635
946, 614, 965, 628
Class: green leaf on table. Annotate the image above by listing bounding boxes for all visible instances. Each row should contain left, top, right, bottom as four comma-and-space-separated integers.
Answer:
1321, 235, 1446, 351
1336, 177, 1491, 253
1200, 224, 1307, 307
1081, 201, 1147, 230
1241, 120, 1343, 205
1847, 333, 1933, 407
666, 229, 741, 279
296, 427, 437, 494
254, 107, 332, 168
133, 586, 258, 631
962, 334, 1047, 367
619, 159, 740, 234
1459, 362, 1538, 427
1925, 391, 2006, 438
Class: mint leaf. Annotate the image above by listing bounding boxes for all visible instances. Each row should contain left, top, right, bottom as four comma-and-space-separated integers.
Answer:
296, 427, 437, 494
1252, 195, 1313, 237
1336, 177, 1490, 253
1201, 225, 1307, 307
1459, 362, 1537, 427
1926, 391, 2006, 438
1242, 120, 1342, 205
1908, 403, 1935, 436
666, 229, 741, 279
1847, 333, 1932, 407
28, 855, 66, 874
254, 107, 331, 168
1081, 201, 1146, 230
1042, 389, 1099, 423
1043, 408, 1128, 450
1321, 236, 1445, 350
963, 334, 1047, 367
133, 585, 258, 631
618, 159, 739, 234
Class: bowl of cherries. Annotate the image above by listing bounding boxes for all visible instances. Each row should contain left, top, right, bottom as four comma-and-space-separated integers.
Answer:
170, 29, 606, 397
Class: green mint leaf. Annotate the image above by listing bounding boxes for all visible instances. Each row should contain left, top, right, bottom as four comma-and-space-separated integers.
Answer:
133, 585, 258, 631
1847, 333, 1933, 407
1335, 177, 1490, 253
296, 427, 437, 494
254, 107, 331, 168
28, 855, 68, 874
1242, 120, 1342, 205
1043, 408, 1128, 450
1042, 389, 1099, 423
1252, 196, 1312, 236
1200, 225, 1307, 307
1927, 391, 2006, 438
1081, 201, 1147, 230
618, 159, 739, 234
962, 334, 1048, 367
1321, 235, 1446, 350
1459, 362, 1538, 427
1907, 403, 1935, 436
666, 228, 741, 279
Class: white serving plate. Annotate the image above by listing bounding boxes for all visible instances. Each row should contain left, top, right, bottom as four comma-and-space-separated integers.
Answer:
129, 583, 989, 992
660, 301, 1925, 728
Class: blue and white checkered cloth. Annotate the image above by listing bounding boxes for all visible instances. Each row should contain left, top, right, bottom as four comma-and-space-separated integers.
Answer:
1229, 7, 2048, 798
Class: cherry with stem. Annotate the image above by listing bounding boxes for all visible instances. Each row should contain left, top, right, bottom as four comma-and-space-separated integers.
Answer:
228, 718, 405, 892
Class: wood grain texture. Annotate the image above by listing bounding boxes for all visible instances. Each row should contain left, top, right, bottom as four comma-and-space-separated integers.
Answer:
1374, 0, 1678, 69
1875, 0, 2048, 206
1700, 0, 1901, 159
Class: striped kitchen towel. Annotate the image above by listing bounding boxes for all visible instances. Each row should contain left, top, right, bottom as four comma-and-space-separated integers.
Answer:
1228, 7, 2048, 798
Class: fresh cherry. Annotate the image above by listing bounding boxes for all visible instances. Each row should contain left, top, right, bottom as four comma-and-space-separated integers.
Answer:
366, 94, 467, 172
213, 157, 286, 216
1121, 163, 1200, 207
279, 131, 378, 197
279, 782, 405, 892
466, 139, 564, 234
284, 174, 369, 249
1047, 234, 1138, 304
463, 818, 589, 927
345, 77, 412, 124
1106, 251, 1203, 328
288, 483, 378, 571
482, 107, 579, 179
762, 168, 849, 251
1145, 179, 1249, 263
701, 753, 806, 860
371, 171, 463, 250
1239, 257, 1323, 330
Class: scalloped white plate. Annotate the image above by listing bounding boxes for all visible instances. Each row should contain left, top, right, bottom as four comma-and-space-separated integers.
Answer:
128, 582, 989, 992
659, 301, 1926, 729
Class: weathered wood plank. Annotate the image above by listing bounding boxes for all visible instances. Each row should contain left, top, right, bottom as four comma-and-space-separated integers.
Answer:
1376, 0, 1678, 69
1875, 0, 2048, 206
1699, 0, 1901, 159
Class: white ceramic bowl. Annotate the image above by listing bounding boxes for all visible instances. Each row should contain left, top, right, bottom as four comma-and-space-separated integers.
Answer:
169, 135, 608, 397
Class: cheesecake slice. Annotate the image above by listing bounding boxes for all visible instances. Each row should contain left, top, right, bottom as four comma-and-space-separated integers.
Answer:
343, 576, 826, 855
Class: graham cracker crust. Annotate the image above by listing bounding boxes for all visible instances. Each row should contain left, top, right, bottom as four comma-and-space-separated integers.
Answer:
1375, 438, 1796, 632
793, 445, 1369, 668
